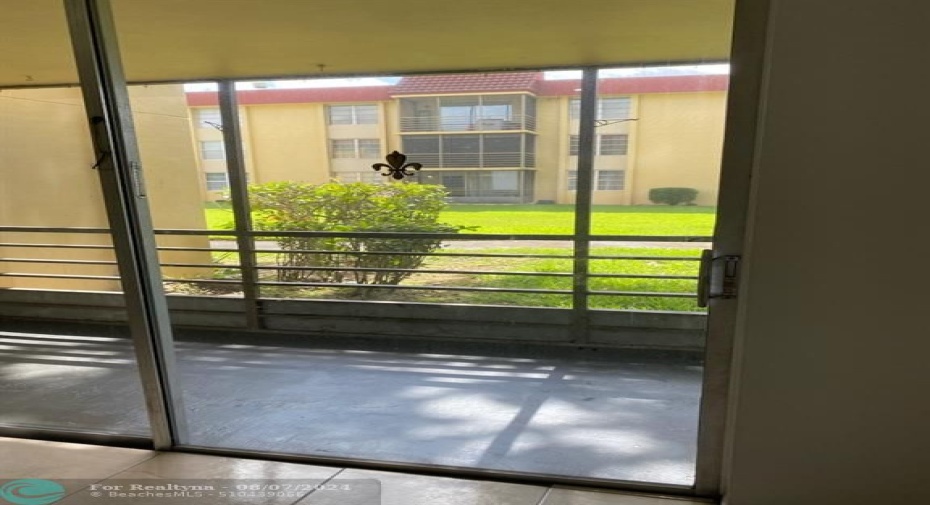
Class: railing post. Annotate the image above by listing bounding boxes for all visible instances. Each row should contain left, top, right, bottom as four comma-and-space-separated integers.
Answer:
217, 81, 262, 330
571, 68, 599, 343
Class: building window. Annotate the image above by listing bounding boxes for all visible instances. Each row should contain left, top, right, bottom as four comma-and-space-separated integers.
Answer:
597, 170, 625, 190
205, 173, 229, 191
327, 104, 379, 125
570, 97, 633, 120
195, 108, 222, 128
331, 139, 382, 158
358, 139, 382, 158
567, 170, 578, 191
599, 134, 629, 155
570, 134, 629, 156
200, 140, 225, 160
567, 170, 626, 190
333, 171, 384, 184
599, 98, 632, 120
331, 139, 356, 158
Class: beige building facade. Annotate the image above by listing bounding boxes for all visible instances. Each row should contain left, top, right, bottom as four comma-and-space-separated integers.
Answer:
188, 73, 728, 206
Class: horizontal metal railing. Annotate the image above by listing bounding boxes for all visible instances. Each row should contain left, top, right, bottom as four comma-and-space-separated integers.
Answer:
391, 152, 529, 169
399, 114, 537, 132
0, 226, 709, 309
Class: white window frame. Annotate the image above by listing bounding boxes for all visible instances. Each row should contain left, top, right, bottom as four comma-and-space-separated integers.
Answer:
567, 169, 625, 191
596, 170, 625, 190
569, 134, 629, 156
330, 139, 382, 159
199, 140, 225, 160
204, 172, 229, 191
195, 108, 222, 128
327, 104, 379, 125
599, 134, 629, 155
333, 171, 384, 184
570, 97, 633, 120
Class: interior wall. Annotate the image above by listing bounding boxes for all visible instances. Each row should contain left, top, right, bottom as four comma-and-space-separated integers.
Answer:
723, 1, 930, 503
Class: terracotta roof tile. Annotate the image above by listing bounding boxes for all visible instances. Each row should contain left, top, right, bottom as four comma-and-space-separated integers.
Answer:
392, 72, 543, 96
186, 74, 729, 106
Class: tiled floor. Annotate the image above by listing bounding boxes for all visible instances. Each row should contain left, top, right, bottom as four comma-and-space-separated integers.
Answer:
0, 437, 713, 504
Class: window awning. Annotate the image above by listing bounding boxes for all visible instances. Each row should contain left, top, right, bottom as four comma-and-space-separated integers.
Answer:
0, 0, 734, 88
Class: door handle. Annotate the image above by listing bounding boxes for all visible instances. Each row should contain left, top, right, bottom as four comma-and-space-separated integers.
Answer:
697, 249, 713, 308
697, 250, 741, 308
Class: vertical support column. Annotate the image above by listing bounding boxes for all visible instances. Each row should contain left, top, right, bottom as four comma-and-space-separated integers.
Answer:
571, 68, 599, 343
217, 81, 261, 329
63, 0, 186, 448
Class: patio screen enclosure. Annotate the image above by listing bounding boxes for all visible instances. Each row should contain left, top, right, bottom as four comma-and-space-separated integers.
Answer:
0, 0, 761, 499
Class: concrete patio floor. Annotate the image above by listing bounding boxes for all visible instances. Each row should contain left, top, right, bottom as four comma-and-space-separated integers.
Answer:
0, 321, 703, 486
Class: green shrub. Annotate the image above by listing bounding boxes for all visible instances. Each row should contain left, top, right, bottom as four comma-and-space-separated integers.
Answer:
648, 187, 699, 206
249, 181, 464, 295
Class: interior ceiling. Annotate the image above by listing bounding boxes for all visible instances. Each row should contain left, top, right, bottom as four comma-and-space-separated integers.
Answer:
0, 0, 734, 88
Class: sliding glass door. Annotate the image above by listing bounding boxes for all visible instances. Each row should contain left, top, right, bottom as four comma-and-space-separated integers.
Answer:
0, 0, 754, 495
103, 65, 728, 486
0, 10, 150, 439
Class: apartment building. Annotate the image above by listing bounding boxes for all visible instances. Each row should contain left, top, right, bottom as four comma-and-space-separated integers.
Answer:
187, 72, 728, 205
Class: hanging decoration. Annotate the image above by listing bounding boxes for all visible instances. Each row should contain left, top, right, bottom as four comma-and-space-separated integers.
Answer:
372, 151, 422, 180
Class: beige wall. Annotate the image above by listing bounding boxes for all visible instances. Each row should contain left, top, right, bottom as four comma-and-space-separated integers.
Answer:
723, 1, 930, 503
632, 91, 727, 206
382, 100, 401, 154
0, 85, 209, 291
559, 97, 636, 205
244, 104, 330, 185
544, 92, 725, 206
533, 96, 563, 202
196, 100, 398, 196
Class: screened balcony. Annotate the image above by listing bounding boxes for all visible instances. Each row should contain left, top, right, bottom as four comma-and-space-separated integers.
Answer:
401, 133, 537, 169
399, 95, 537, 132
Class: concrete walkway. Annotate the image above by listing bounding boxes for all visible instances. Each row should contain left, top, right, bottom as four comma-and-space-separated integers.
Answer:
0, 322, 702, 486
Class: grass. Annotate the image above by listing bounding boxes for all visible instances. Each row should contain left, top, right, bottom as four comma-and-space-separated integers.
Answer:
204, 201, 235, 230
440, 204, 715, 236
204, 203, 716, 236
412, 246, 701, 311
194, 202, 711, 311
202, 246, 703, 312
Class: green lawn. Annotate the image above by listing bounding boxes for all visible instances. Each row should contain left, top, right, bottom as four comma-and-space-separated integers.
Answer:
196, 203, 711, 311
204, 204, 716, 236
417, 246, 702, 311
203, 202, 236, 230
203, 246, 702, 312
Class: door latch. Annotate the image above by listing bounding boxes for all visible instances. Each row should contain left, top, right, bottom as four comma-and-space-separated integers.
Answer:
697, 251, 741, 308
130, 161, 147, 198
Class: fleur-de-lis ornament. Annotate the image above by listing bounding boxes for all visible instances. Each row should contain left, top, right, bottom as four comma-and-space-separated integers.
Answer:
372, 151, 422, 180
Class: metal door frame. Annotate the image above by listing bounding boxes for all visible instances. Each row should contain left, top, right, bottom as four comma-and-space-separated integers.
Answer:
53, 0, 773, 497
